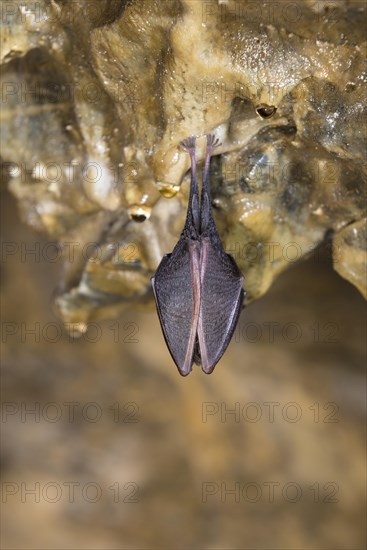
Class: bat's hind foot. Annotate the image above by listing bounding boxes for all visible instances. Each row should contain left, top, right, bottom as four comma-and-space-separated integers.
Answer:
206, 134, 221, 150
180, 136, 196, 152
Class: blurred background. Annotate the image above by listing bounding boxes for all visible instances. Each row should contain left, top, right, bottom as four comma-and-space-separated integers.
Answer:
1, 186, 366, 549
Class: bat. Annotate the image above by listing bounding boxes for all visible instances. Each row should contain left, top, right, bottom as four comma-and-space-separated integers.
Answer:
152, 135, 245, 376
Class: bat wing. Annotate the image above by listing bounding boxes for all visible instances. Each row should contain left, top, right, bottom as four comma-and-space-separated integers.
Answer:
198, 238, 244, 374
152, 238, 201, 376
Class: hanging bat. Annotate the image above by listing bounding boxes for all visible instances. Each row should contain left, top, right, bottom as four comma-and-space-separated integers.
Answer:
152, 135, 245, 376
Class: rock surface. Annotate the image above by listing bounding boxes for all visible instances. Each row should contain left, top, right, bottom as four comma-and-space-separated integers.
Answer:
1, 0, 366, 330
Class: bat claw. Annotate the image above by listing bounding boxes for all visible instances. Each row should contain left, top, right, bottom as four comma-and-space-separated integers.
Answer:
180, 136, 197, 152
206, 134, 221, 150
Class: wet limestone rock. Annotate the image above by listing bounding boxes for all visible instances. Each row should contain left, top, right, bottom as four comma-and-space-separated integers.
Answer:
1, 0, 366, 330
